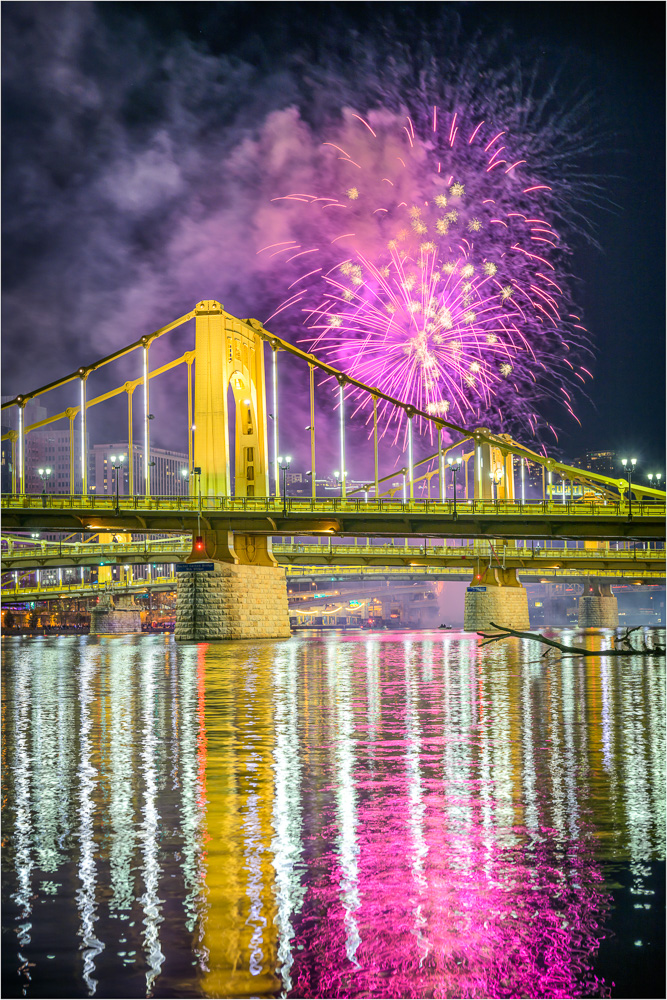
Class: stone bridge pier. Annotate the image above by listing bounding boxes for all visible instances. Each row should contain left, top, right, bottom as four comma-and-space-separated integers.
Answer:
463, 566, 530, 632
89, 593, 142, 635
175, 531, 291, 641
578, 579, 619, 628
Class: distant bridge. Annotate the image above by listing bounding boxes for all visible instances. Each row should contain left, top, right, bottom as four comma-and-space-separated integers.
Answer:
1, 533, 664, 573
2, 537, 663, 606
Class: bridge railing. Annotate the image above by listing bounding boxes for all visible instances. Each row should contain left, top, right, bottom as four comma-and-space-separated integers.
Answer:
2, 492, 665, 518
1, 575, 177, 601
2, 539, 664, 572
276, 542, 665, 560
1, 535, 191, 557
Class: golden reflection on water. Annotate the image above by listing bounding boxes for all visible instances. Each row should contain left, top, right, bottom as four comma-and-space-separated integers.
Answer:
1, 630, 665, 998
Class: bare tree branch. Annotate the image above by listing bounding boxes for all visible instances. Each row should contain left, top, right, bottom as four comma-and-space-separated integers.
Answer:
478, 623, 665, 657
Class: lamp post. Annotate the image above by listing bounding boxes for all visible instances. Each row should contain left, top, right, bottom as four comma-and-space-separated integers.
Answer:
192, 466, 202, 538
37, 467, 52, 506
278, 455, 292, 517
447, 455, 461, 518
333, 470, 347, 500
621, 457, 637, 520
110, 454, 125, 515
184, 466, 203, 549
489, 466, 503, 502
180, 467, 189, 496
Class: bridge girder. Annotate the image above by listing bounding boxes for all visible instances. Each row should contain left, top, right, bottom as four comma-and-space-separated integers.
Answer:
2, 508, 664, 541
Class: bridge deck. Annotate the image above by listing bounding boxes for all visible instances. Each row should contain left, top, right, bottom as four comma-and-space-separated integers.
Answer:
2, 494, 665, 540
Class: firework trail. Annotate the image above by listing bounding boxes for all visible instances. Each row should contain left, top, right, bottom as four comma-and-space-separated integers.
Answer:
259, 105, 592, 443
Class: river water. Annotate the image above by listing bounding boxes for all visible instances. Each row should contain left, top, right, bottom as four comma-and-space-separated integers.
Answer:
2, 630, 664, 999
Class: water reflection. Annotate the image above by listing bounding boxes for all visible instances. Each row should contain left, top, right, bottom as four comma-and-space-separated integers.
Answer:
1, 631, 664, 998
77, 650, 104, 993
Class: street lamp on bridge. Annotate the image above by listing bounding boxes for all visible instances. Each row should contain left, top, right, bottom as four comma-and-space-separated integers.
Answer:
278, 456, 292, 517
37, 467, 52, 505
110, 454, 125, 515
489, 466, 504, 502
621, 457, 637, 521
333, 470, 347, 501
648, 472, 663, 488
447, 455, 462, 519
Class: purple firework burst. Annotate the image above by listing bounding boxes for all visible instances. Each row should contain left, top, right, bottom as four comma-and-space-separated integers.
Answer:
260, 106, 592, 443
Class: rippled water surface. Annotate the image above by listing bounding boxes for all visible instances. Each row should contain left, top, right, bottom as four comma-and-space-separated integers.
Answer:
2, 631, 665, 998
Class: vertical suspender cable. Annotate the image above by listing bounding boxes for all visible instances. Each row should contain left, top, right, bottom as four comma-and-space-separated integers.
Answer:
407, 414, 414, 500
11, 433, 17, 494
18, 404, 24, 496
272, 347, 279, 498
439, 429, 444, 502
187, 359, 193, 493
309, 364, 316, 501
521, 458, 525, 502
339, 379, 346, 499
127, 387, 134, 496
143, 342, 150, 497
80, 375, 87, 495
507, 453, 513, 501
69, 414, 75, 494
373, 396, 379, 499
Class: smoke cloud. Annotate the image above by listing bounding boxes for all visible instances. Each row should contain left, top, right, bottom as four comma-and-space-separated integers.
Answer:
2, 4, 605, 471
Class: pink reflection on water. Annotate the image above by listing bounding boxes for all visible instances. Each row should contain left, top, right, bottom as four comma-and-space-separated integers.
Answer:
289, 830, 610, 998
283, 634, 611, 999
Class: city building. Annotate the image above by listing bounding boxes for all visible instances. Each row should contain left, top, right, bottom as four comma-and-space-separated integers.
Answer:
1, 439, 12, 493
25, 428, 84, 494
571, 450, 618, 476
91, 443, 190, 496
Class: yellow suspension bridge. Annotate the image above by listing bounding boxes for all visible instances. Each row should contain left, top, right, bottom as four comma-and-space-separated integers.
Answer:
2, 301, 664, 635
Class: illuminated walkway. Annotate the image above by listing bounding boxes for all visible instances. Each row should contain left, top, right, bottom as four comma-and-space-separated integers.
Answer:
2, 493, 665, 540
2, 534, 664, 572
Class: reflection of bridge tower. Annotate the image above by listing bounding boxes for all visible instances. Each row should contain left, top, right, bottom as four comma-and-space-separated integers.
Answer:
200, 647, 281, 997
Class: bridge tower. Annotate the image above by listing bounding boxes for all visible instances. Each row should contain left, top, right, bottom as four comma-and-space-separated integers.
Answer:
176, 301, 290, 641
473, 435, 515, 500
192, 300, 270, 500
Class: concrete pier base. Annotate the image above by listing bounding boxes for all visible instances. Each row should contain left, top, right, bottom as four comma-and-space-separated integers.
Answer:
90, 595, 142, 635
464, 567, 530, 632
175, 561, 291, 641
578, 581, 618, 628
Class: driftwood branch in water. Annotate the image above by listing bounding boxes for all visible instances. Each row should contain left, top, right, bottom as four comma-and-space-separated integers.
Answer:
477, 623, 665, 657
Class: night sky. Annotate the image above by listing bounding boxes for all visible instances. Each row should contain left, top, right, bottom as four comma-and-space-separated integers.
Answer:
2, 2, 665, 473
